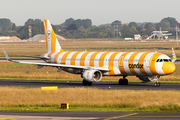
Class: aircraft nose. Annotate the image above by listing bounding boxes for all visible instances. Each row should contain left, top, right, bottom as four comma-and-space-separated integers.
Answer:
162, 62, 176, 74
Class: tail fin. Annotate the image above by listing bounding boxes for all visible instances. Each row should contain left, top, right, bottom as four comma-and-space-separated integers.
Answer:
43, 19, 64, 53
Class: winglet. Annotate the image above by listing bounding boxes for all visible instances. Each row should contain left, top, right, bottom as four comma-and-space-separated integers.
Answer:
172, 47, 176, 63
2, 48, 11, 61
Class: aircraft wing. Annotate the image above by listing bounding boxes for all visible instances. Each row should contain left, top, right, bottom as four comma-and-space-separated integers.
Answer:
3, 48, 109, 72
16, 54, 50, 59
16, 61, 109, 72
162, 33, 172, 36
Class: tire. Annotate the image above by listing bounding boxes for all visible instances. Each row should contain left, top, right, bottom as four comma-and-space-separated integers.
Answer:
83, 80, 87, 86
119, 79, 123, 85
83, 80, 92, 86
88, 82, 92, 86
155, 82, 160, 87
124, 79, 128, 85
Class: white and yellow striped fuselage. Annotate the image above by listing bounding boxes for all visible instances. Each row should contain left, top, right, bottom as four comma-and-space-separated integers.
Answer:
42, 51, 175, 76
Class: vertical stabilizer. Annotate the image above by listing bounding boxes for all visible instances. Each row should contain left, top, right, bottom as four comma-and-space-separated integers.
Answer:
172, 47, 176, 63
43, 19, 64, 53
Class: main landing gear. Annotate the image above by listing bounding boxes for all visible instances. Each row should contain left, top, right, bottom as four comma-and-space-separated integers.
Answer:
119, 76, 128, 85
82, 79, 92, 86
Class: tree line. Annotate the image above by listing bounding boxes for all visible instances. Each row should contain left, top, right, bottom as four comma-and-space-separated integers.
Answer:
0, 17, 179, 39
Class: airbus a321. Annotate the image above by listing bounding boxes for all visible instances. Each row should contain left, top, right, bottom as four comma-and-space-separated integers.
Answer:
3, 19, 176, 87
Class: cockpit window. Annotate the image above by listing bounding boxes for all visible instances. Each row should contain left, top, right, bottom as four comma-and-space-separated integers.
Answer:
156, 59, 172, 62
163, 59, 168, 62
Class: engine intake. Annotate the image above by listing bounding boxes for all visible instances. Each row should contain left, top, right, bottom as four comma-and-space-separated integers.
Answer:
82, 69, 102, 82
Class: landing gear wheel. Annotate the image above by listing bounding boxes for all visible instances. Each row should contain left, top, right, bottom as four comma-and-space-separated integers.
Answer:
119, 79, 128, 85
82, 80, 92, 86
124, 79, 128, 85
119, 79, 123, 85
155, 82, 160, 87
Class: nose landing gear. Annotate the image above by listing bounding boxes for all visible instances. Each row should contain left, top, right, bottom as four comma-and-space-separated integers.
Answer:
154, 76, 160, 87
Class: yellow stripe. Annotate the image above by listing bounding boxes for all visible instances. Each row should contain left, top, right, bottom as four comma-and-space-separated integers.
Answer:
0, 117, 14, 119
128, 52, 139, 75
89, 52, 100, 67
71, 52, 81, 65
119, 52, 129, 75
43, 20, 48, 52
149, 53, 161, 75
51, 28, 56, 53
61, 52, 71, 64
139, 52, 149, 75
80, 52, 90, 66
108, 52, 119, 75
99, 52, 110, 67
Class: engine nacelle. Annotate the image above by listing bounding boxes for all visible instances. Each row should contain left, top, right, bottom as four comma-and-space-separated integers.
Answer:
137, 75, 159, 82
82, 70, 102, 82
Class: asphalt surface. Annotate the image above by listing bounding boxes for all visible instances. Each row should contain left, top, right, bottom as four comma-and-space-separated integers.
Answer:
1, 112, 180, 120
0, 80, 180, 90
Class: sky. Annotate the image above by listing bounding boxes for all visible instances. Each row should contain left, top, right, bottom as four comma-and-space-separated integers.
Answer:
0, 0, 180, 26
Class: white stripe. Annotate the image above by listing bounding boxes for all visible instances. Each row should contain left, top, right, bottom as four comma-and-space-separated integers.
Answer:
94, 52, 104, 67
57, 52, 66, 64
75, 52, 85, 66
124, 52, 135, 75
66, 52, 76, 65
134, 52, 145, 75
103, 52, 114, 75
144, 53, 155, 75
50, 53, 56, 63
85, 52, 95, 67
155, 55, 169, 75
113, 52, 124, 75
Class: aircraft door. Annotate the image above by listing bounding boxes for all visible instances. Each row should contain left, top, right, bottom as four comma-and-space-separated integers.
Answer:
146, 55, 153, 68
119, 56, 124, 67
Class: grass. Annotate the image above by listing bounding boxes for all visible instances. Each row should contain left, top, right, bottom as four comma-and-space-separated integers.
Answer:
0, 87, 180, 112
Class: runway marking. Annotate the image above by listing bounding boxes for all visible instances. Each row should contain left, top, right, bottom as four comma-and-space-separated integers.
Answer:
130, 116, 180, 118
104, 113, 138, 120
0, 117, 14, 119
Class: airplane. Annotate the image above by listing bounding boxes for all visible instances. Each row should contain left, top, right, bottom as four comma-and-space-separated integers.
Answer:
3, 19, 176, 87
151, 27, 172, 39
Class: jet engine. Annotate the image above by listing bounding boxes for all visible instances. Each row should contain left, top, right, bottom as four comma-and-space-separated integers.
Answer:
82, 69, 102, 82
137, 75, 159, 82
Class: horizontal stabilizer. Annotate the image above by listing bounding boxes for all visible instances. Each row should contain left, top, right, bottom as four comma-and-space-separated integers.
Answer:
2, 48, 11, 61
